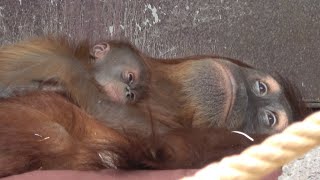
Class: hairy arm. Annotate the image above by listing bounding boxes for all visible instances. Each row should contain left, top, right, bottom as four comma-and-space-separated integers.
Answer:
0, 37, 105, 112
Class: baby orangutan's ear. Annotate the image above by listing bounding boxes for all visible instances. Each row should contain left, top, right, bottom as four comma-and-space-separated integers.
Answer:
91, 43, 110, 60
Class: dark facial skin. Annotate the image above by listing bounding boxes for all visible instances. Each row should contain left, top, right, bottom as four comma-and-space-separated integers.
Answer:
212, 59, 293, 134
235, 66, 293, 134
144, 57, 299, 134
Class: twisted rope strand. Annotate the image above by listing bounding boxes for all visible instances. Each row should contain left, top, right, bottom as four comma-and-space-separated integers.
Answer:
181, 111, 320, 180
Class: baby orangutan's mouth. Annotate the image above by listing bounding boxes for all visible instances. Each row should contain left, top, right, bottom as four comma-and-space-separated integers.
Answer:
103, 84, 124, 104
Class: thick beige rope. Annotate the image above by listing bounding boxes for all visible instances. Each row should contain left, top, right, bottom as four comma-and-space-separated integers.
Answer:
181, 111, 320, 180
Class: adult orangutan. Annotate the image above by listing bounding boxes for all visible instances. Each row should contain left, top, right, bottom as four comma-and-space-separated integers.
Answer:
0, 91, 267, 177
0, 37, 308, 177
0, 37, 306, 134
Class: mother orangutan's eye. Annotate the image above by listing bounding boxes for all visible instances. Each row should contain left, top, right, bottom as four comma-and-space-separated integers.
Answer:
254, 80, 268, 96
262, 110, 277, 127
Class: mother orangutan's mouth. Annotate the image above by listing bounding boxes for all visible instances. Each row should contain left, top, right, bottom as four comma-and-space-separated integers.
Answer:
214, 62, 236, 124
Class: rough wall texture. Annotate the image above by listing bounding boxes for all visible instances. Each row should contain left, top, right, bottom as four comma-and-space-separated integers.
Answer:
0, 0, 319, 178
280, 146, 320, 180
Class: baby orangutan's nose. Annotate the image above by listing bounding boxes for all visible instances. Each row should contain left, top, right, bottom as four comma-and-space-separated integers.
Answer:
125, 86, 135, 102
